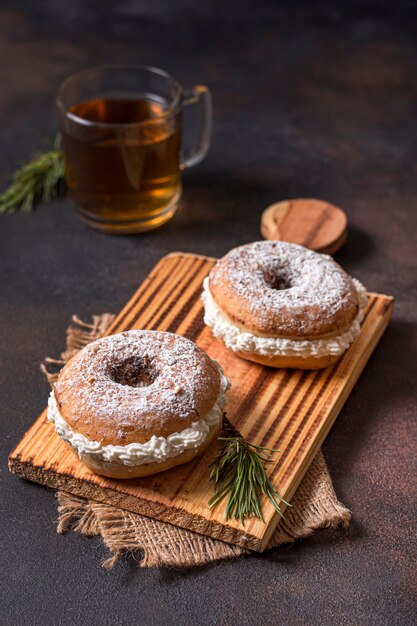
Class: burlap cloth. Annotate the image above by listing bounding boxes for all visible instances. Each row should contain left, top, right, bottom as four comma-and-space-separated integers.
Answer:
41, 314, 351, 568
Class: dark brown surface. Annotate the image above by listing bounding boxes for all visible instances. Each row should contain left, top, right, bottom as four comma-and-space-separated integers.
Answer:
1, 1, 416, 625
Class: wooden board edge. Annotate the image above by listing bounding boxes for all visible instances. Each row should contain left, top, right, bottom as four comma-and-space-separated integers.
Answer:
8, 456, 263, 551
259, 297, 394, 550
164, 251, 216, 261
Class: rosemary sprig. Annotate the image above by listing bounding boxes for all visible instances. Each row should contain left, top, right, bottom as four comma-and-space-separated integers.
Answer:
209, 419, 291, 525
0, 139, 65, 214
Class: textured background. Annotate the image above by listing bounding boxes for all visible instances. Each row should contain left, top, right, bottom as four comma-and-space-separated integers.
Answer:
1, 1, 416, 624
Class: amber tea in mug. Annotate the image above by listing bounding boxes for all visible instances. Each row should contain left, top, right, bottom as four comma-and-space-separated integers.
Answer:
57, 66, 211, 233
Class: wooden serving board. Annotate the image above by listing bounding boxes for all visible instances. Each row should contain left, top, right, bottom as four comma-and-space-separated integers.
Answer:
9, 253, 394, 551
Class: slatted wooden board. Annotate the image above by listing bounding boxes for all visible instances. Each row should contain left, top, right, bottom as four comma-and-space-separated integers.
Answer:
9, 252, 394, 551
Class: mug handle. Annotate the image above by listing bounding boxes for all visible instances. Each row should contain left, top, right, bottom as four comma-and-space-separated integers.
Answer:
181, 85, 212, 168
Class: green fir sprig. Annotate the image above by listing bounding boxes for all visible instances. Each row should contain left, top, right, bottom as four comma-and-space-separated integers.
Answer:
209, 418, 291, 524
0, 138, 65, 214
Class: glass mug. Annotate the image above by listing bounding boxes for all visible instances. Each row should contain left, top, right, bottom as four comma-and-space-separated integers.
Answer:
56, 65, 212, 234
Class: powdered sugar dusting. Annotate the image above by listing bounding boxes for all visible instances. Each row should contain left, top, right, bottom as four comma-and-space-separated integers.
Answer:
203, 278, 367, 357
208, 241, 361, 337
54, 330, 225, 445
48, 366, 229, 467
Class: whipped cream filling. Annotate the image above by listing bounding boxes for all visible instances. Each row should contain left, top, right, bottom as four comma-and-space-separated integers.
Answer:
47, 363, 230, 467
202, 277, 368, 358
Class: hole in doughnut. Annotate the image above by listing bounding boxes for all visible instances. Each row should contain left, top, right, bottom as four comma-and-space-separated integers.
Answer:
110, 356, 157, 388
263, 271, 291, 291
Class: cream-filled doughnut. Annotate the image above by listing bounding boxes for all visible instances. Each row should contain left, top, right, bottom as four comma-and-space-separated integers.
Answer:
48, 330, 230, 478
202, 241, 368, 369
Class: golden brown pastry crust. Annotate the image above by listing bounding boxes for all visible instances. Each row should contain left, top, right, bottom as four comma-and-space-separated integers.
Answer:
79, 421, 221, 479
208, 241, 360, 339
232, 350, 341, 370
54, 330, 221, 446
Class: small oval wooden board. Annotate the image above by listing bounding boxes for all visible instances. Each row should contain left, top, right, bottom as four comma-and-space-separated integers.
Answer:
261, 198, 348, 254
8, 253, 393, 552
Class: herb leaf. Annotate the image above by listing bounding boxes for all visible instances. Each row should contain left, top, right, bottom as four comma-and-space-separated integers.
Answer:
0, 140, 66, 214
209, 417, 291, 525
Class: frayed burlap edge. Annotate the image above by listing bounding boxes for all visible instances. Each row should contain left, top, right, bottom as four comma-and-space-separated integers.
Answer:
40, 314, 116, 386
42, 315, 351, 569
